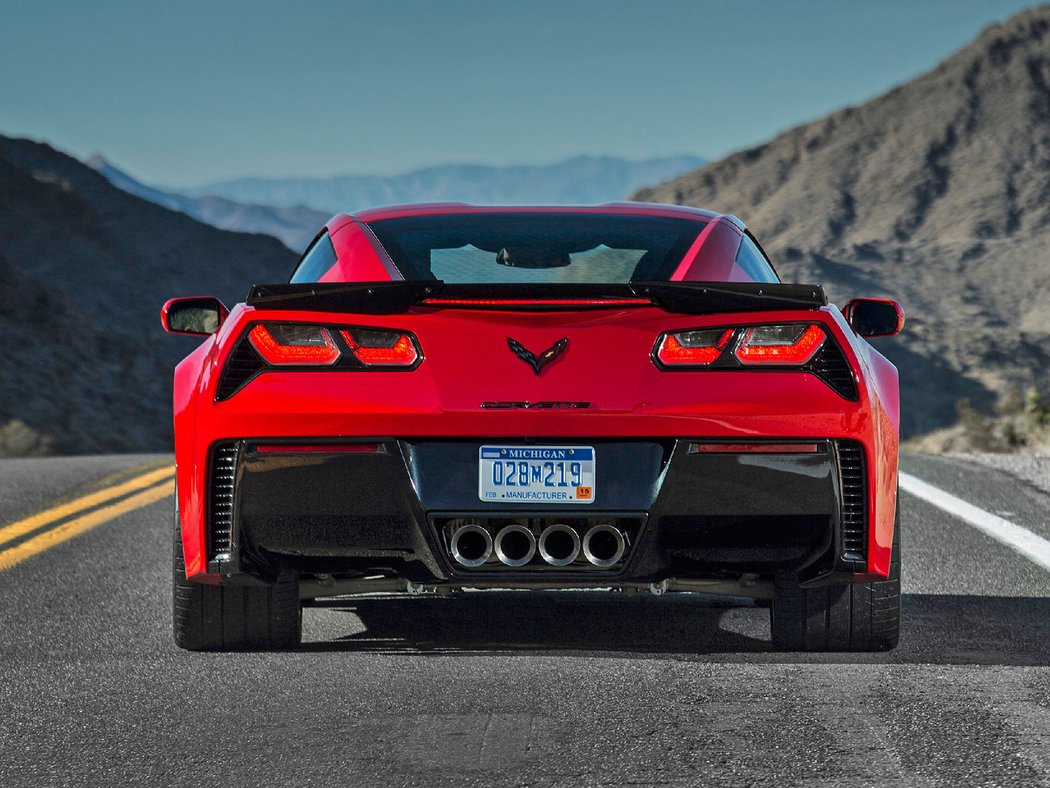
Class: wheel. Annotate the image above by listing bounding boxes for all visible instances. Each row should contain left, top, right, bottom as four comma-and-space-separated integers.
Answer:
172, 489, 301, 651
770, 503, 900, 652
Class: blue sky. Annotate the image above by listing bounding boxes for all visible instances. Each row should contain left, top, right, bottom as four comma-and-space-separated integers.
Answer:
0, 0, 1038, 186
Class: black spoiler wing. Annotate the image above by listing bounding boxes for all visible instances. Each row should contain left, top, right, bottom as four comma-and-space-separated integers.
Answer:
245, 281, 827, 315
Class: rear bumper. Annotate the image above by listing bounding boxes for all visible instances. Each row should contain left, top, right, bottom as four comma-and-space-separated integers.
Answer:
199, 438, 871, 590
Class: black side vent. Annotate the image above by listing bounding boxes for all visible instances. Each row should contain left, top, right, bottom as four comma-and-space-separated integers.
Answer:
836, 440, 867, 564
809, 341, 858, 400
216, 340, 264, 400
208, 442, 239, 560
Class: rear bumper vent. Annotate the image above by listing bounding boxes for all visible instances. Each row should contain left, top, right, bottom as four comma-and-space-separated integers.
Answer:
208, 442, 239, 560
835, 440, 867, 564
216, 341, 264, 401
809, 341, 858, 400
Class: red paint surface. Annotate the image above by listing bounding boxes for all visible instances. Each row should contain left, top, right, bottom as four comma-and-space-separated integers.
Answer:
174, 303, 899, 580
171, 203, 901, 582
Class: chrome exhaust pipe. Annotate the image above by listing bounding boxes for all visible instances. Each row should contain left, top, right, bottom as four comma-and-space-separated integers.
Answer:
582, 523, 626, 567
538, 524, 581, 566
449, 523, 492, 567
494, 524, 537, 567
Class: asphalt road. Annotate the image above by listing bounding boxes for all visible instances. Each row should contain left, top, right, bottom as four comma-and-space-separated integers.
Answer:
0, 452, 1048, 787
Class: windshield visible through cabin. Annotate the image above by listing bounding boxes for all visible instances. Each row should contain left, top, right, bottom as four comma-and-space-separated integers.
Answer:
364, 213, 706, 284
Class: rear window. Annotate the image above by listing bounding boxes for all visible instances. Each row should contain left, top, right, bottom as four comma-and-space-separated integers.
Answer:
365, 213, 704, 284
290, 231, 337, 284
735, 232, 779, 284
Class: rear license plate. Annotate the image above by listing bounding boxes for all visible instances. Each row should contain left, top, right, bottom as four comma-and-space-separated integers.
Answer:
478, 446, 595, 504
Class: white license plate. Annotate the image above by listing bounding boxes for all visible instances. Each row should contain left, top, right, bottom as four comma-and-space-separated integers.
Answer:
478, 446, 595, 504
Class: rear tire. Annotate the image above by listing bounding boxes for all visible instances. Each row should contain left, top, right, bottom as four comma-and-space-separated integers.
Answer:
770, 504, 900, 652
172, 492, 301, 651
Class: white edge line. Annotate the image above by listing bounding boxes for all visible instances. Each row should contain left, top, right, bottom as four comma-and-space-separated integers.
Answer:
899, 471, 1050, 573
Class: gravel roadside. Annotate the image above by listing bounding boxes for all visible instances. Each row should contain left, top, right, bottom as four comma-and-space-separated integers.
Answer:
945, 451, 1050, 496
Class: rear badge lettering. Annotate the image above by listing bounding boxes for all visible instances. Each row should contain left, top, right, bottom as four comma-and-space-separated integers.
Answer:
480, 401, 591, 410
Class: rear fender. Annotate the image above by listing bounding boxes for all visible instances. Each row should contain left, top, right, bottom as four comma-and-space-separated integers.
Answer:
173, 333, 222, 582
829, 306, 900, 579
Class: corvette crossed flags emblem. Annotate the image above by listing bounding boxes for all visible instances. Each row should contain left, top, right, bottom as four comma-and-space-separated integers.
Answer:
507, 337, 568, 375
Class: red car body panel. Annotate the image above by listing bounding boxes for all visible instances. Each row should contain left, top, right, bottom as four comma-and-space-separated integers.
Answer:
319, 219, 399, 282
170, 202, 900, 586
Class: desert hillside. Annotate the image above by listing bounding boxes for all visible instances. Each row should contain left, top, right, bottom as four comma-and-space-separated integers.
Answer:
636, 6, 1050, 437
0, 136, 296, 453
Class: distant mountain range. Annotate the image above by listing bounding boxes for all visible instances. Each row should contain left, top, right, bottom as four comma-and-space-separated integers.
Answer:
89, 154, 704, 254
87, 156, 329, 252
176, 155, 706, 213
635, 6, 1050, 437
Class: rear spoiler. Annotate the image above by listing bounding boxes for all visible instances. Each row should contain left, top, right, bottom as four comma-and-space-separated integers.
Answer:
245, 281, 827, 315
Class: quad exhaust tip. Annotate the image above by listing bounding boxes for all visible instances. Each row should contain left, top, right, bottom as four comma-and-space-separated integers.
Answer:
450, 521, 629, 569
494, 524, 537, 567
538, 524, 581, 566
450, 523, 492, 567
582, 523, 626, 567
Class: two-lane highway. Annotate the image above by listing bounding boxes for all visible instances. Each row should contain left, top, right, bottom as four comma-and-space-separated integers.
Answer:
0, 453, 1048, 786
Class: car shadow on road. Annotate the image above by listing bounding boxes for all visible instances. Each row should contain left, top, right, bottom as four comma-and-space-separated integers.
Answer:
300, 591, 1050, 666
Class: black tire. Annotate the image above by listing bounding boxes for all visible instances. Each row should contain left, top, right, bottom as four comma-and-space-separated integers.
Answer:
770, 504, 900, 652
172, 493, 301, 651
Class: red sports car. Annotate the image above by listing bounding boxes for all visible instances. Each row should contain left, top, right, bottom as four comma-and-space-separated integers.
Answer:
162, 203, 904, 652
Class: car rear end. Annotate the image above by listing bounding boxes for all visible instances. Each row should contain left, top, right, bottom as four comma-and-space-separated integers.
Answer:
169, 205, 901, 652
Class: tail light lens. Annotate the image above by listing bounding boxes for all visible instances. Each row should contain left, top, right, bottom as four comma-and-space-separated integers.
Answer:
341, 328, 420, 367
651, 321, 855, 400
734, 323, 825, 365
248, 324, 341, 365
220, 322, 422, 398
654, 323, 828, 368
655, 329, 734, 366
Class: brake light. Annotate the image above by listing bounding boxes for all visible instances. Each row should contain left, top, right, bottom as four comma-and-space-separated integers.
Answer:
655, 329, 734, 366
688, 442, 820, 454
734, 323, 825, 365
422, 298, 652, 307
253, 443, 380, 454
248, 324, 341, 365
341, 328, 419, 367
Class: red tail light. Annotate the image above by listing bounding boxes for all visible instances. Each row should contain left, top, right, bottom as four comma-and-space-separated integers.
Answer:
422, 298, 652, 307
248, 324, 341, 365
734, 323, 825, 365
654, 322, 830, 369
253, 443, 380, 454
688, 442, 820, 454
655, 329, 734, 366
341, 328, 420, 367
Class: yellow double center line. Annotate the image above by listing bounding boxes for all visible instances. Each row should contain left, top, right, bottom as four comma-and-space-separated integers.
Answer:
0, 465, 176, 572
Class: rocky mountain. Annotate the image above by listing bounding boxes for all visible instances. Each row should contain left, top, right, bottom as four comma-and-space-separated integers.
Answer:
179, 155, 705, 214
635, 6, 1050, 437
0, 136, 297, 454
87, 155, 328, 253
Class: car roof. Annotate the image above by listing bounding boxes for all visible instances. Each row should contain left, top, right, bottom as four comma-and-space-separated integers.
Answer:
339, 202, 728, 225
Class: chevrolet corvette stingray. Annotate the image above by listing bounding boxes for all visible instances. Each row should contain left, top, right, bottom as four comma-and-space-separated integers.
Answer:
162, 203, 904, 652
